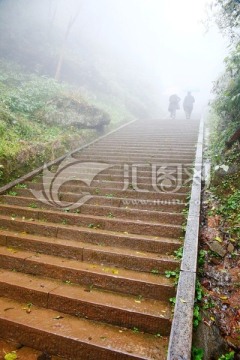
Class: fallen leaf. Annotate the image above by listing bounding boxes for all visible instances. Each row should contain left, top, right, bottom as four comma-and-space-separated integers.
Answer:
215, 236, 222, 243
7, 247, 18, 253
100, 336, 107, 340
180, 298, 187, 303
4, 352, 17, 360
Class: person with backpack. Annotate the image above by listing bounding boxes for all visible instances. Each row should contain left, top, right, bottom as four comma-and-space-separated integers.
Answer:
168, 94, 181, 119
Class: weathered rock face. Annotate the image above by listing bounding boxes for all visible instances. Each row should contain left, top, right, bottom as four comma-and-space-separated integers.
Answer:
36, 96, 111, 130
193, 314, 229, 360
211, 164, 240, 186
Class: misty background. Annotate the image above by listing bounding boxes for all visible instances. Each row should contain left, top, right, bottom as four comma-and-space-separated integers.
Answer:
0, 0, 228, 119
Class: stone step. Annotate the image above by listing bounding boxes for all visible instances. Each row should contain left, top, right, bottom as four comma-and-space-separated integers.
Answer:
27, 178, 190, 193
0, 246, 175, 299
79, 149, 195, 156
0, 117, 200, 358
93, 139, 197, 144
44, 170, 191, 182
26, 183, 188, 202
30, 170, 193, 184
0, 269, 172, 334
0, 216, 180, 254
0, 229, 179, 272
0, 193, 186, 213
0, 201, 184, 225
72, 154, 195, 163
85, 143, 197, 150
0, 194, 187, 213
0, 297, 168, 359
44, 165, 194, 180
0, 205, 183, 238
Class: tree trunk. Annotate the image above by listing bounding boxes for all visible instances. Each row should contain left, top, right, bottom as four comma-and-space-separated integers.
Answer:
54, 5, 81, 81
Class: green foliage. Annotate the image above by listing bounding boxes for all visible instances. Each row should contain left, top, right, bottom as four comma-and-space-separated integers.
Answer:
208, 16, 240, 245
195, 280, 204, 302
107, 212, 114, 218
0, 60, 63, 115
218, 189, 240, 214
151, 269, 160, 275
169, 297, 176, 305
28, 202, 38, 208
193, 304, 202, 328
7, 191, 17, 196
198, 249, 207, 267
0, 59, 116, 186
209, 0, 240, 41
202, 296, 215, 309
212, 174, 240, 239
209, 44, 240, 166
15, 183, 27, 189
218, 351, 235, 360
192, 346, 204, 360
165, 269, 180, 285
132, 327, 140, 333
174, 246, 183, 259
193, 280, 204, 328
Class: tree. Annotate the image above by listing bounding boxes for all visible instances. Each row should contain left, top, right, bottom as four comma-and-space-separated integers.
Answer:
55, 2, 81, 81
209, 0, 240, 41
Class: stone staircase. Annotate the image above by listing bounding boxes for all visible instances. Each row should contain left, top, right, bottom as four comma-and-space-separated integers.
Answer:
0, 119, 199, 359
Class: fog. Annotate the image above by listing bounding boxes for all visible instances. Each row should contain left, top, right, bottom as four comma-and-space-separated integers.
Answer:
0, 0, 228, 118
77, 0, 228, 114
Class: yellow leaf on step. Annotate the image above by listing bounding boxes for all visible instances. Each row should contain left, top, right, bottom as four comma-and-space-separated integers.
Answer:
7, 247, 18, 253
180, 298, 186, 303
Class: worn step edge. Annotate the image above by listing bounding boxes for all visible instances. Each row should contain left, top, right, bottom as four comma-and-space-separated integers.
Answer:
26, 179, 191, 194
0, 297, 169, 360
0, 246, 175, 300
23, 185, 188, 202
0, 208, 183, 239
0, 199, 185, 225
0, 194, 186, 213
0, 269, 171, 335
28, 178, 192, 191
0, 229, 179, 272
71, 156, 195, 163
0, 218, 181, 255
34, 167, 193, 179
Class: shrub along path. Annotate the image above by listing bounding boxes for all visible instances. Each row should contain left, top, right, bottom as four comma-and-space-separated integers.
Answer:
0, 118, 199, 359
